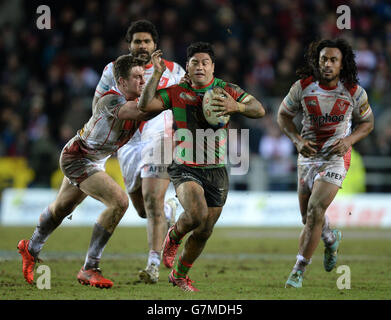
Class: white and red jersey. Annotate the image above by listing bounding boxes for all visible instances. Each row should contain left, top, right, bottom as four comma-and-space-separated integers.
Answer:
77, 86, 140, 160
281, 76, 372, 164
94, 59, 185, 100
94, 58, 185, 139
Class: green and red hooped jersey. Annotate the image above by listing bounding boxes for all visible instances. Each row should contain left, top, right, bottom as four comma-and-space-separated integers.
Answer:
157, 77, 249, 168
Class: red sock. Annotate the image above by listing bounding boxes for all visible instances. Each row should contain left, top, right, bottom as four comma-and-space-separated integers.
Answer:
170, 224, 185, 243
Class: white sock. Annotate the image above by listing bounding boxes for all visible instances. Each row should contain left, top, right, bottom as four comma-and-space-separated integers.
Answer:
321, 215, 336, 246
293, 254, 311, 273
148, 250, 161, 267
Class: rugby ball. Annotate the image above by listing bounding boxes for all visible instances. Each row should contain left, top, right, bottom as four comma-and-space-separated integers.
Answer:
202, 87, 230, 128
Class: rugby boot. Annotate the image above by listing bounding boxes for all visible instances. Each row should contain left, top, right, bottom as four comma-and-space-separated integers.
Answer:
168, 270, 199, 292
17, 239, 38, 284
285, 270, 303, 288
138, 263, 159, 284
162, 226, 181, 268
77, 267, 113, 288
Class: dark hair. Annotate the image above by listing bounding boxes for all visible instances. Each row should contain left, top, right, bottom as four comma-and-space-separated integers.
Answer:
113, 54, 146, 84
186, 42, 216, 63
125, 20, 158, 44
296, 38, 358, 88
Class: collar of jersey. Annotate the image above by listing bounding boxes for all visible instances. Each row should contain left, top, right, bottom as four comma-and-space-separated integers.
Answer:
111, 85, 137, 101
182, 77, 216, 92
318, 81, 339, 91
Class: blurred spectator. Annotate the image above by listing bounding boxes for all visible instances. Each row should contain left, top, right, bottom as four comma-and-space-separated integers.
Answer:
27, 95, 48, 142
250, 46, 275, 94
28, 125, 59, 187
354, 38, 377, 90
259, 118, 294, 191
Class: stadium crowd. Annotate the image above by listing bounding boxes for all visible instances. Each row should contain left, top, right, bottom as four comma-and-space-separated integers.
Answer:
0, 0, 390, 189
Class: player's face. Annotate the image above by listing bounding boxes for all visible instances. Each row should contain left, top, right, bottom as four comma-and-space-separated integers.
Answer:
129, 32, 156, 63
123, 66, 145, 98
319, 47, 343, 83
186, 53, 215, 87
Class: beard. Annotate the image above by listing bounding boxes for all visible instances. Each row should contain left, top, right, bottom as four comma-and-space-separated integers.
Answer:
133, 50, 151, 63
320, 70, 338, 83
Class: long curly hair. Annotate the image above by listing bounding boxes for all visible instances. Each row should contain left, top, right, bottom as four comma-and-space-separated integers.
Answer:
296, 39, 358, 89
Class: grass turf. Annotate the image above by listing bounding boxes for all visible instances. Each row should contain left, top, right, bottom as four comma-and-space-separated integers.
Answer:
1, 226, 390, 300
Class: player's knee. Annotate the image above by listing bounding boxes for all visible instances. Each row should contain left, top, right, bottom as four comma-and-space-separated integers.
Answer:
143, 192, 163, 213
306, 203, 324, 226
112, 193, 129, 217
194, 228, 213, 242
188, 206, 208, 228
52, 200, 77, 219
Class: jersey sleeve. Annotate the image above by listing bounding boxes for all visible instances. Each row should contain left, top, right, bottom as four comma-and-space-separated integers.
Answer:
223, 82, 249, 102
352, 85, 372, 121
157, 87, 172, 109
99, 94, 126, 119
94, 62, 115, 99
280, 80, 302, 116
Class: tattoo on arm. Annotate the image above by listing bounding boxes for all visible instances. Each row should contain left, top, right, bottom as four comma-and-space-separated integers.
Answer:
241, 95, 265, 118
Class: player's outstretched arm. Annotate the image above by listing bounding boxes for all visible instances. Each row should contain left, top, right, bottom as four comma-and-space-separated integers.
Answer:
277, 105, 317, 158
118, 100, 156, 121
138, 50, 166, 113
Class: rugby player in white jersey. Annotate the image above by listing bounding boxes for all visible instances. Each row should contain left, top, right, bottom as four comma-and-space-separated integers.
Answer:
93, 20, 185, 284
17, 54, 153, 288
277, 39, 374, 288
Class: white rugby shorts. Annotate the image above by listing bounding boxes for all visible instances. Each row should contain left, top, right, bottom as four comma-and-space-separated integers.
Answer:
297, 160, 350, 193
117, 111, 172, 193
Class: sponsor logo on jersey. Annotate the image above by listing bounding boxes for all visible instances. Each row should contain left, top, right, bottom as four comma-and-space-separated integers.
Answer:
158, 77, 169, 89
309, 113, 345, 126
307, 99, 318, 107
337, 99, 348, 112
179, 92, 198, 102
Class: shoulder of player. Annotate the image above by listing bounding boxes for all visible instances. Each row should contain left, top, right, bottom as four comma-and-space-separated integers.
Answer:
299, 76, 315, 91
214, 78, 250, 101
97, 92, 124, 110
161, 59, 185, 74
102, 61, 115, 73
343, 82, 364, 100
286, 77, 313, 96
158, 83, 182, 91
161, 59, 175, 72
213, 78, 235, 91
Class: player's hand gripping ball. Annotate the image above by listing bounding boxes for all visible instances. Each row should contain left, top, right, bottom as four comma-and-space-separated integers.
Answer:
202, 87, 230, 128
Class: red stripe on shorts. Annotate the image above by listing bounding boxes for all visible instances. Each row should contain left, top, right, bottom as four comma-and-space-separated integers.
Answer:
344, 147, 352, 170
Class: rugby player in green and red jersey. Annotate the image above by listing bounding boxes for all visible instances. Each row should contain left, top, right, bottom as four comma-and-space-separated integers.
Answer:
138, 42, 266, 292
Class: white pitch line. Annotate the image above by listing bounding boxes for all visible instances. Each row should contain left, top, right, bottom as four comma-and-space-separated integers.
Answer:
1, 251, 390, 262
223, 230, 391, 239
